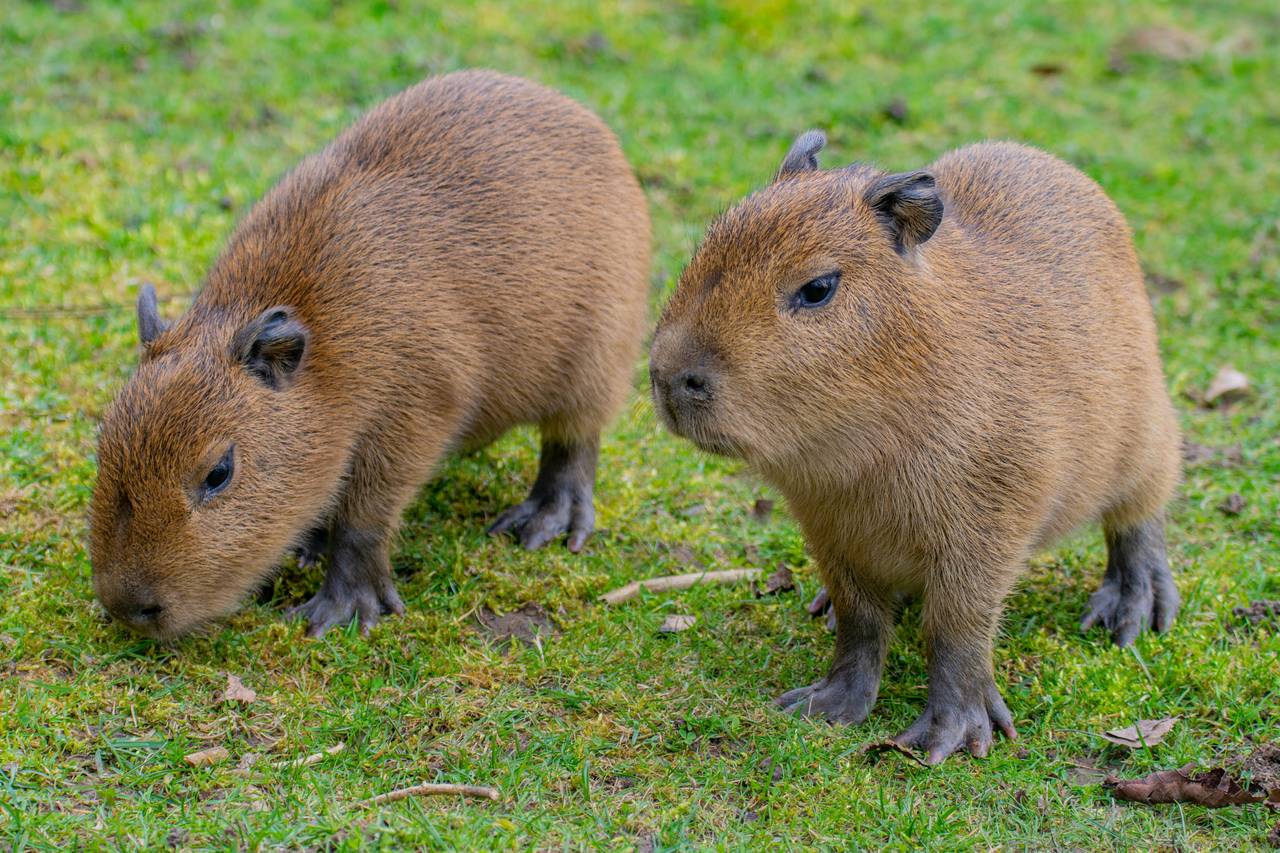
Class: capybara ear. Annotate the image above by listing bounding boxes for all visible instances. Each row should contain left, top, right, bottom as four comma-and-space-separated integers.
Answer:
864, 171, 943, 255
136, 283, 167, 346
233, 307, 309, 389
775, 130, 827, 180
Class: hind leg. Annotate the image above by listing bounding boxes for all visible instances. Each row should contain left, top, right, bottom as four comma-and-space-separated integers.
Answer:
1080, 516, 1179, 647
487, 430, 598, 552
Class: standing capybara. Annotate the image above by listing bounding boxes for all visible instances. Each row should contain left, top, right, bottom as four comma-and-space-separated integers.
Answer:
91, 71, 650, 638
650, 132, 1179, 763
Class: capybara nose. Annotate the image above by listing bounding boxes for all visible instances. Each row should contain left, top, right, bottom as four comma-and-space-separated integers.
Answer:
104, 590, 164, 630
674, 369, 713, 403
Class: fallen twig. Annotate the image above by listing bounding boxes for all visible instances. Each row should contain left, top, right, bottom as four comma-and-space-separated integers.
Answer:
359, 782, 501, 806
599, 569, 761, 605
272, 742, 345, 769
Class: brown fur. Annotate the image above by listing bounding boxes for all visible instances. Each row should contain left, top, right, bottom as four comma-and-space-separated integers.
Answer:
650, 137, 1179, 762
91, 70, 650, 638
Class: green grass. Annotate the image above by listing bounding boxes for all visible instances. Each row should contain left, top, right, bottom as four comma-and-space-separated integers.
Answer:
2, 0, 1278, 848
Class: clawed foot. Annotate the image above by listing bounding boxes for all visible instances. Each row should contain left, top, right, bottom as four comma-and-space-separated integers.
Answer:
776, 673, 878, 724
894, 681, 1017, 765
288, 578, 404, 637
1082, 518, 1179, 647
488, 437, 597, 552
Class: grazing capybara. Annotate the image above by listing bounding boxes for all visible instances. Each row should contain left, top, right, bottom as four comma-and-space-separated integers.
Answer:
649, 132, 1179, 763
91, 70, 650, 638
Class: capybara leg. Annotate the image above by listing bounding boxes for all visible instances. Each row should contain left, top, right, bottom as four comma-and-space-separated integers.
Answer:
895, 584, 1017, 764
487, 434, 598, 552
293, 525, 329, 569
777, 581, 893, 724
1081, 516, 1178, 647
288, 525, 404, 637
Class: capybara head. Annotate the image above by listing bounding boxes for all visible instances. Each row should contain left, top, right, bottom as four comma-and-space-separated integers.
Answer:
90, 285, 335, 637
650, 131, 947, 477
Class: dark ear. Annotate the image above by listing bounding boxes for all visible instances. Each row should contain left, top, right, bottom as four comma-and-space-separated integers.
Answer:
775, 130, 826, 180
233, 307, 308, 390
136, 283, 167, 346
864, 170, 943, 255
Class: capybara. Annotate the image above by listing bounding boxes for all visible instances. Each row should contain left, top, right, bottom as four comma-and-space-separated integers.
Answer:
91, 70, 650, 638
649, 132, 1179, 763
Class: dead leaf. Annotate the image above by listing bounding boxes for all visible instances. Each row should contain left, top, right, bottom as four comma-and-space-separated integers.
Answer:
1268, 820, 1280, 849
859, 739, 928, 767
678, 503, 707, 518
1105, 763, 1274, 807
669, 544, 702, 567
1203, 365, 1250, 406
231, 752, 260, 777
750, 498, 774, 524
1218, 494, 1246, 516
1113, 25, 1207, 64
183, 747, 229, 768
222, 673, 257, 704
475, 604, 557, 645
756, 564, 795, 597
1030, 61, 1064, 77
659, 614, 696, 633
1102, 717, 1179, 749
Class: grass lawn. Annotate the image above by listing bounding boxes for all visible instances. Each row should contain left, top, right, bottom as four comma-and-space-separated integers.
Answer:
2, 0, 1278, 848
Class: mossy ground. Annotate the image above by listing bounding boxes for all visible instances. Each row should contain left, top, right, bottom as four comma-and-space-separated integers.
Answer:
2, 0, 1278, 848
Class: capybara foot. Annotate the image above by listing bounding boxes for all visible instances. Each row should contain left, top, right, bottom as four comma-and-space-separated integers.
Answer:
288, 526, 403, 637
777, 662, 882, 725
488, 437, 597, 552
288, 579, 404, 637
894, 680, 1017, 765
1081, 517, 1178, 647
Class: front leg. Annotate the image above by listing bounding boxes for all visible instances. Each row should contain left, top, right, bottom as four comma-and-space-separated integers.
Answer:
287, 524, 405, 637
488, 433, 598, 552
894, 575, 1018, 764
287, 445, 414, 637
777, 579, 893, 724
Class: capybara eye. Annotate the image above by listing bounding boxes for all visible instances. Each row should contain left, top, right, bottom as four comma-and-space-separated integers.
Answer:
793, 272, 840, 309
200, 446, 235, 500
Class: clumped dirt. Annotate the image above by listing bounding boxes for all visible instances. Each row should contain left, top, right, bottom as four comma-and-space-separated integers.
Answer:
475, 603, 557, 645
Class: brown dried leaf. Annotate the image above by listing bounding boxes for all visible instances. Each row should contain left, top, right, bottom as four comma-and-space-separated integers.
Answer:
859, 739, 929, 767
750, 498, 774, 524
1203, 365, 1250, 406
1030, 61, 1064, 77
1114, 25, 1207, 63
757, 564, 795, 597
1102, 717, 1179, 749
659, 614, 696, 633
222, 673, 257, 704
183, 746, 229, 768
1268, 820, 1280, 849
1218, 493, 1246, 516
1105, 763, 1271, 807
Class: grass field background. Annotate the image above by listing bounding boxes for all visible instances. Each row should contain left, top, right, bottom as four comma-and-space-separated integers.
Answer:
2, 0, 1278, 848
